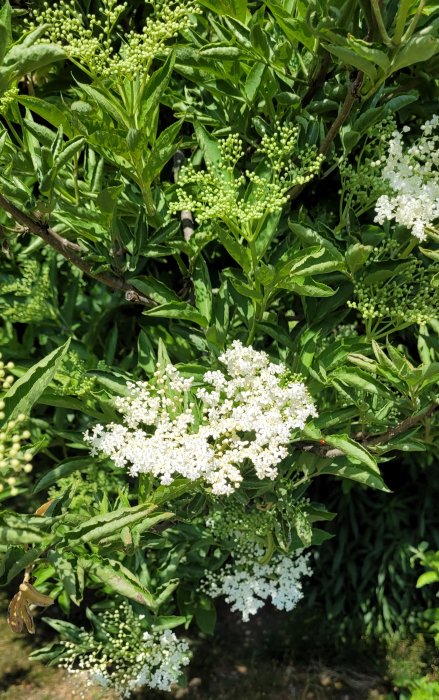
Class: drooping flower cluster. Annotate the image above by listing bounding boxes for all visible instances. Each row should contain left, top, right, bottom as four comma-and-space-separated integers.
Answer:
172, 129, 323, 230
84, 341, 317, 495
201, 543, 312, 622
374, 116, 439, 241
58, 602, 190, 698
32, 0, 198, 80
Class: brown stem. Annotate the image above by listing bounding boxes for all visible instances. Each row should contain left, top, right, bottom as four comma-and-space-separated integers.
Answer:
302, 51, 331, 109
0, 193, 155, 307
364, 403, 438, 447
295, 403, 438, 458
288, 71, 364, 202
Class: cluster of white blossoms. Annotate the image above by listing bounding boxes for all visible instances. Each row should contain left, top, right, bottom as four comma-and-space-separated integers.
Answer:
374, 116, 439, 241
59, 603, 190, 698
84, 341, 317, 495
201, 544, 312, 622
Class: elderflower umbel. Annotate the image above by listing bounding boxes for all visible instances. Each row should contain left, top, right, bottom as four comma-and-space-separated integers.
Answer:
171, 128, 323, 230
32, 0, 198, 80
374, 116, 439, 241
201, 543, 312, 622
84, 341, 317, 495
59, 602, 190, 698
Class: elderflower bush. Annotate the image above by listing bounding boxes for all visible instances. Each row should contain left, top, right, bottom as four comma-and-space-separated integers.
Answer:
2, 0, 439, 696
85, 341, 317, 495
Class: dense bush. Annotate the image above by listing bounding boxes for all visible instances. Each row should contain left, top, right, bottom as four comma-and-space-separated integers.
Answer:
1, 0, 439, 696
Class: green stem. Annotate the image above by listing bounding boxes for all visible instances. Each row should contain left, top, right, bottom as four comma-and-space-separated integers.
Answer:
402, 0, 426, 42
370, 0, 394, 46
393, 0, 411, 44
246, 240, 262, 345
141, 183, 156, 216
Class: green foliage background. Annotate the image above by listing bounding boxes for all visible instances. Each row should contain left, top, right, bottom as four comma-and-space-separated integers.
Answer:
1, 0, 439, 695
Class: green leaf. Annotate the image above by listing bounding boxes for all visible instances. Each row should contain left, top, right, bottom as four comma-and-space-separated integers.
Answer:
33, 458, 88, 495
0, 22, 9, 66
318, 461, 388, 491
195, 595, 217, 635
140, 52, 175, 126
325, 434, 379, 474
1, 340, 71, 426
345, 244, 373, 273
288, 223, 343, 260
17, 96, 74, 137
391, 35, 439, 72
199, 45, 243, 59
214, 225, 251, 272
194, 122, 221, 165
325, 45, 377, 79
279, 276, 335, 296
143, 301, 208, 327
3, 44, 66, 77
417, 571, 439, 588
128, 276, 180, 305
193, 256, 212, 323
84, 557, 156, 608
197, 0, 247, 22
245, 61, 266, 102
0, 1, 12, 52
331, 367, 393, 397
63, 504, 172, 544
78, 83, 128, 127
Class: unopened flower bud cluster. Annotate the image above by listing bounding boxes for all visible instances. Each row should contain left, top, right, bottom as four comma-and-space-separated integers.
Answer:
84, 341, 317, 495
0, 408, 33, 497
172, 128, 323, 229
0, 86, 19, 116
0, 259, 56, 323
374, 116, 439, 241
32, 0, 198, 80
58, 602, 190, 698
338, 117, 396, 222
348, 248, 439, 331
201, 542, 312, 622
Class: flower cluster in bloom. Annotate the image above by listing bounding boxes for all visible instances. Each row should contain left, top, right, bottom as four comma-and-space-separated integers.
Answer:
172, 128, 323, 229
374, 116, 439, 241
32, 0, 198, 80
84, 341, 317, 495
201, 543, 312, 622
348, 242, 439, 333
59, 602, 190, 698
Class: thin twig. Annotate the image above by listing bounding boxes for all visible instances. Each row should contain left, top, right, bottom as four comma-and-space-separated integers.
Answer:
0, 192, 155, 307
295, 403, 438, 458
364, 403, 438, 446
288, 71, 363, 202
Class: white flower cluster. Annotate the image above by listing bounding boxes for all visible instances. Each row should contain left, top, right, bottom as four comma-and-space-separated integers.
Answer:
60, 603, 190, 698
84, 341, 317, 495
374, 116, 439, 241
201, 544, 312, 622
